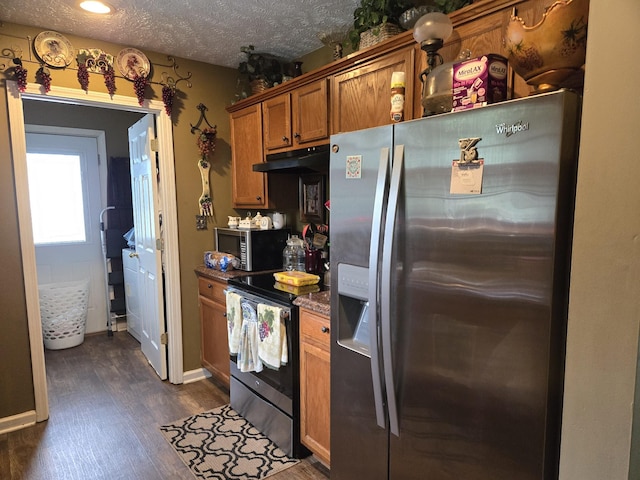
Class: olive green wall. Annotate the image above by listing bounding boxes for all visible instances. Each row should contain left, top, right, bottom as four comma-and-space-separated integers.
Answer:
299, 41, 355, 74
0, 79, 34, 416
0, 21, 241, 418
299, 47, 334, 75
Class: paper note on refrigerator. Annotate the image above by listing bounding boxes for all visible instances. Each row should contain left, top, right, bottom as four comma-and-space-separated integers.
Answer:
450, 159, 484, 194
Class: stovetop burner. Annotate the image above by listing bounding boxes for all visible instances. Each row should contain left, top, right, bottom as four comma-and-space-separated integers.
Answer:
228, 272, 326, 305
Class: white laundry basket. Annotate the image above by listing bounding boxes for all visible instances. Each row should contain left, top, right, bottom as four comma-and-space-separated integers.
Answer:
39, 280, 90, 350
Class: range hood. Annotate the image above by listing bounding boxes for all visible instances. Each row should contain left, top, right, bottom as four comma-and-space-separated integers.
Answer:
253, 145, 329, 174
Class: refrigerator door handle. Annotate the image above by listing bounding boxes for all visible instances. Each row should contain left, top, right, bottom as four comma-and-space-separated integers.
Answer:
381, 144, 404, 437
368, 146, 391, 429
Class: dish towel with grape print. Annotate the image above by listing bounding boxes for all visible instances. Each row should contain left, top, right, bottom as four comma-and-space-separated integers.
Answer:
226, 291, 242, 355
257, 303, 288, 370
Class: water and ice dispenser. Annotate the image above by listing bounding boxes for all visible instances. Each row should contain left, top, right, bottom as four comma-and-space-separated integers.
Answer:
336, 263, 372, 357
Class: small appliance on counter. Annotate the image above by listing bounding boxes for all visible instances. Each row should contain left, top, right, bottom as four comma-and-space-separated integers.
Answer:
215, 227, 290, 271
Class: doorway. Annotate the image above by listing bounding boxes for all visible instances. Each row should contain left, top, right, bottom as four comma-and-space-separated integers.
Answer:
6, 81, 184, 423
25, 128, 110, 335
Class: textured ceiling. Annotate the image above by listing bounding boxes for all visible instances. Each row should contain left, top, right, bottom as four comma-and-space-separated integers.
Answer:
0, 0, 360, 68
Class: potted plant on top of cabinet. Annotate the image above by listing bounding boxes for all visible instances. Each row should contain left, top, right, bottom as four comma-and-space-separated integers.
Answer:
348, 0, 411, 50
238, 45, 287, 95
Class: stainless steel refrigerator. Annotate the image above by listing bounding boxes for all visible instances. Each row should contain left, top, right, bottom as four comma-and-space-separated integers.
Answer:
329, 90, 581, 480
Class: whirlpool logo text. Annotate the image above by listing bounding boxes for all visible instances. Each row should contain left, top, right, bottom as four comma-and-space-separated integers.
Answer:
495, 121, 530, 137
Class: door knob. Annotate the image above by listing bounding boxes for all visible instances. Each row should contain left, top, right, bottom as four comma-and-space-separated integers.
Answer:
129, 252, 139, 258
321, 326, 329, 333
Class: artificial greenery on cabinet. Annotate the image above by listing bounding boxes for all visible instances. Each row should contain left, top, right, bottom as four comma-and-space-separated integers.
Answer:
348, 0, 412, 50
348, 0, 473, 50
432, 0, 472, 14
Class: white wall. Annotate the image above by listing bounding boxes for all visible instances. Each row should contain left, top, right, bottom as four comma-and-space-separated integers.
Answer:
560, 1, 640, 478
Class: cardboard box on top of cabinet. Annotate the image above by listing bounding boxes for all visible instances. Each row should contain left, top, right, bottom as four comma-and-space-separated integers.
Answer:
452, 54, 508, 112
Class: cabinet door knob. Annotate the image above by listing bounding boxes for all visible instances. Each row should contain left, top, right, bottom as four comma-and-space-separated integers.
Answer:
321, 326, 329, 334
294, 132, 301, 139
256, 196, 262, 201
129, 252, 139, 258
207, 283, 212, 289
282, 136, 288, 142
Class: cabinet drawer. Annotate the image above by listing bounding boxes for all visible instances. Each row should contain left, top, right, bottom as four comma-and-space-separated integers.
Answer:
300, 309, 330, 348
198, 277, 226, 304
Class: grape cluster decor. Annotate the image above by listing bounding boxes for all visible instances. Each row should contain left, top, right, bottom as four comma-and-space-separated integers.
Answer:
12, 59, 28, 92
162, 85, 175, 116
11, 37, 192, 109
36, 66, 51, 93
197, 127, 217, 158
102, 64, 116, 95
77, 63, 89, 92
133, 74, 148, 106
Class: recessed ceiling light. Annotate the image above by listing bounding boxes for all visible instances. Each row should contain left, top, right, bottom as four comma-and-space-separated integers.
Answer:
79, 1, 113, 14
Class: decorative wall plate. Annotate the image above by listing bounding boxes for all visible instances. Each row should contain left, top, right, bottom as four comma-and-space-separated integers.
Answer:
77, 48, 114, 73
34, 31, 75, 68
116, 48, 151, 80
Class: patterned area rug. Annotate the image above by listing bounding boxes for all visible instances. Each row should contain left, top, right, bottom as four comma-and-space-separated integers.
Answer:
160, 404, 299, 480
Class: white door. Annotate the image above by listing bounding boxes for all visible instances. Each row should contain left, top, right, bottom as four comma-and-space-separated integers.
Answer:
128, 114, 167, 379
26, 131, 108, 335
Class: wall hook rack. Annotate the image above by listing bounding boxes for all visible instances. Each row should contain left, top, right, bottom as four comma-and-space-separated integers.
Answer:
1, 31, 194, 101
190, 103, 215, 134
1, 43, 25, 72
157, 55, 192, 90
0, 32, 32, 72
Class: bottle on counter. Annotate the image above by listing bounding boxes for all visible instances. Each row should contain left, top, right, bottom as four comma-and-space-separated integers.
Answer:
283, 235, 305, 271
390, 71, 406, 123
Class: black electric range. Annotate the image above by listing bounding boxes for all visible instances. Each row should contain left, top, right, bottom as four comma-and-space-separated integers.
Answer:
225, 270, 326, 459
227, 271, 326, 305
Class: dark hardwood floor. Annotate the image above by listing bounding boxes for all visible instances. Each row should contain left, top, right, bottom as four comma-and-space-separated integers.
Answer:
0, 331, 329, 480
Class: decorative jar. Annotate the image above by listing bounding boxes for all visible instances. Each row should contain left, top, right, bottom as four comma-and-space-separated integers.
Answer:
504, 0, 589, 93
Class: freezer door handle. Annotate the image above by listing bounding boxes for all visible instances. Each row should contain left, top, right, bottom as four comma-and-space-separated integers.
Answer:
368, 146, 391, 429
381, 144, 404, 437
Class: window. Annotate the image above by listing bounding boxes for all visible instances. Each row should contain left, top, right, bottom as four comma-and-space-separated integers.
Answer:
27, 152, 87, 244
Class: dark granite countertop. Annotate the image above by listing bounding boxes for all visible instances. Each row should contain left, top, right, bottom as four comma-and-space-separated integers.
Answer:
194, 265, 254, 282
196, 265, 331, 317
293, 290, 331, 317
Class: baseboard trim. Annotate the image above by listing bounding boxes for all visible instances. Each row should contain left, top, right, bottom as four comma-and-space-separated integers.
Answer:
182, 367, 212, 384
0, 410, 37, 434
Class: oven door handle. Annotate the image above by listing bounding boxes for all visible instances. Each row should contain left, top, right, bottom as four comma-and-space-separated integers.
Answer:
224, 289, 290, 321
